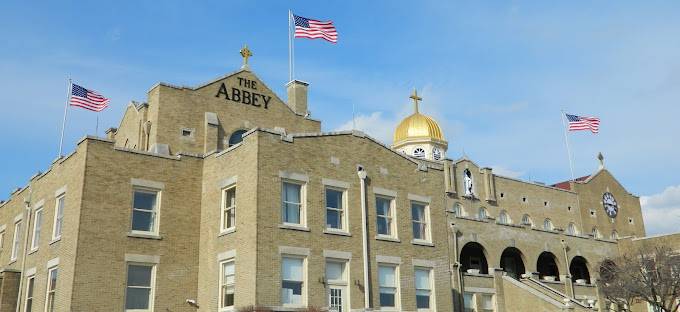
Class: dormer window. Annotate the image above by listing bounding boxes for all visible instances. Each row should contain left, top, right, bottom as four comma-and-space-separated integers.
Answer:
413, 148, 426, 158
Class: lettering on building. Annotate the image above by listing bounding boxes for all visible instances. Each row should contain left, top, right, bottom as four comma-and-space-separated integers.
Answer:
215, 77, 271, 109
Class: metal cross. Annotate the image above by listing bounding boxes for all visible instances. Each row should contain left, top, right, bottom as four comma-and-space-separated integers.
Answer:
410, 89, 422, 113
240, 45, 252, 66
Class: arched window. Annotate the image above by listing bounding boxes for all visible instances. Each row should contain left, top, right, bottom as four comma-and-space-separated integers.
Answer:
592, 227, 601, 239
498, 210, 510, 224
463, 169, 474, 196
521, 214, 533, 227
570, 256, 591, 284
500, 247, 526, 279
452, 203, 465, 217
566, 223, 578, 235
478, 207, 488, 220
460, 242, 489, 274
228, 129, 248, 147
537, 252, 560, 281
611, 230, 619, 240
413, 147, 426, 158
543, 219, 554, 231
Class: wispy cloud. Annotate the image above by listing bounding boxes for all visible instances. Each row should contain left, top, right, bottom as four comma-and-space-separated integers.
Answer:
491, 165, 525, 179
641, 185, 680, 235
334, 112, 397, 144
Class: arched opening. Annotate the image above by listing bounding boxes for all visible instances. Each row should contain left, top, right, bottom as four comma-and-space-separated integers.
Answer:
452, 203, 465, 217
500, 247, 525, 279
460, 242, 489, 274
521, 214, 533, 227
566, 223, 578, 235
498, 210, 510, 224
570, 256, 591, 284
537, 252, 560, 281
478, 207, 488, 220
228, 129, 248, 147
543, 219, 554, 231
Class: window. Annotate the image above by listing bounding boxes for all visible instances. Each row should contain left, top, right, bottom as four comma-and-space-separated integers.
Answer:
413, 148, 426, 158
326, 260, 348, 312
221, 187, 236, 232
181, 128, 193, 137
220, 260, 235, 310
282, 182, 304, 225
52, 195, 65, 240
480, 294, 495, 312
452, 203, 465, 217
281, 257, 305, 306
0, 230, 4, 249
543, 219, 554, 231
25, 275, 35, 312
125, 264, 155, 312
415, 267, 433, 310
11, 221, 21, 261
592, 227, 601, 239
131, 189, 159, 234
611, 231, 619, 240
376, 197, 396, 237
521, 214, 532, 226
228, 129, 248, 147
566, 223, 578, 235
325, 188, 346, 231
498, 210, 510, 224
31, 208, 43, 250
378, 265, 399, 309
411, 202, 430, 241
45, 267, 58, 312
478, 207, 488, 220
463, 293, 474, 312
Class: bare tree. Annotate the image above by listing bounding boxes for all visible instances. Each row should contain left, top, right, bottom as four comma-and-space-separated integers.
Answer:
597, 246, 680, 312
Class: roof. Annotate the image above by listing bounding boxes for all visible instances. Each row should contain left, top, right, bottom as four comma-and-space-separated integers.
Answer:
551, 175, 590, 190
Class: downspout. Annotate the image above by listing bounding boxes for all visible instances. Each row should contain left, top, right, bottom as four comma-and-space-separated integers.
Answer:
560, 239, 575, 299
450, 224, 463, 312
15, 187, 33, 312
357, 165, 371, 310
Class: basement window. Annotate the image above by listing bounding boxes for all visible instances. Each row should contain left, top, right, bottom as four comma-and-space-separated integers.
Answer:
180, 128, 194, 138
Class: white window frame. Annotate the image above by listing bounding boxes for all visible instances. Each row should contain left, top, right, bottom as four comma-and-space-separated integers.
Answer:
124, 263, 156, 312
11, 220, 21, 262
325, 186, 348, 232
376, 196, 397, 239
25, 275, 35, 312
31, 208, 43, 251
566, 223, 579, 235
497, 210, 510, 225
51, 194, 65, 240
221, 186, 236, 233
0, 230, 5, 250
452, 203, 465, 217
414, 267, 435, 311
378, 264, 400, 310
411, 201, 431, 243
219, 259, 236, 311
44, 266, 58, 312
325, 258, 349, 312
479, 293, 495, 312
463, 292, 475, 312
478, 207, 488, 220
281, 180, 306, 226
130, 188, 161, 235
543, 219, 554, 231
281, 255, 307, 307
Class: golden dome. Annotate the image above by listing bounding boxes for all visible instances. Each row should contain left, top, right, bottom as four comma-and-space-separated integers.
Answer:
393, 89, 445, 143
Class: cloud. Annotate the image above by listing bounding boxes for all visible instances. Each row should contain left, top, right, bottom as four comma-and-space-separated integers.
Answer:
490, 165, 525, 179
640, 185, 680, 235
334, 112, 397, 144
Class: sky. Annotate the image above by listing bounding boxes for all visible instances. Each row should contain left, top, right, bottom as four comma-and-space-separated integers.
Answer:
1, 1, 679, 235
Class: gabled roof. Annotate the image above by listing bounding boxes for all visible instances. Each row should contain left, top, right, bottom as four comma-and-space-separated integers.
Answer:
552, 175, 591, 190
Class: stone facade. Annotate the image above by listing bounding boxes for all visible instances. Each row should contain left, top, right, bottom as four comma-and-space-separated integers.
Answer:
1, 58, 679, 312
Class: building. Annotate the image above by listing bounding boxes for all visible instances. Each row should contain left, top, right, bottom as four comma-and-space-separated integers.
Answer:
0, 46, 678, 312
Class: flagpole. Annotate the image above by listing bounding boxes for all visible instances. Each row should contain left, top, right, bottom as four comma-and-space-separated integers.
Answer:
95, 114, 99, 137
561, 110, 576, 181
58, 78, 72, 158
288, 10, 292, 82
291, 11, 295, 80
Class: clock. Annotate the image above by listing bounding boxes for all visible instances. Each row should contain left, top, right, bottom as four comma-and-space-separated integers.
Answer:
432, 147, 442, 160
602, 192, 618, 218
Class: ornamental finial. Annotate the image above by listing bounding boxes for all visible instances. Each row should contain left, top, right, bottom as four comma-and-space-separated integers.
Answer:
598, 152, 605, 170
240, 44, 252, 69
409, 89, 422, 113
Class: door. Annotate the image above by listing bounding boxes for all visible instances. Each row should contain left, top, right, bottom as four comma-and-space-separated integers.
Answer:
328, 285, 347, 312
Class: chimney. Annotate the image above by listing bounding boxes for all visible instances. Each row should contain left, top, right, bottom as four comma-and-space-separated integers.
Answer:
286, 80, 309, 116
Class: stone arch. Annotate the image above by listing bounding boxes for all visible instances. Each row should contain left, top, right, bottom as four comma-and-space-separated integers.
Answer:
228, 129, 248, 147
537, 251, 560, 281
500, 247, 526, 279
477, 207, 488, 220
570, 256, 591, 284
460, 242, 489, 274
498, 210, 510, 224
452, 202, 466, 217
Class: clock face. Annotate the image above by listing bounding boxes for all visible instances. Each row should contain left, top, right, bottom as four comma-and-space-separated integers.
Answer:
602, 192, 618, 218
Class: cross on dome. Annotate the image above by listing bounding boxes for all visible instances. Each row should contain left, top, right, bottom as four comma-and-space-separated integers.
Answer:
410, 89, 422, 113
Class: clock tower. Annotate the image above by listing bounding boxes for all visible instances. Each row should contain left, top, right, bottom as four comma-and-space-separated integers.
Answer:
392, 89, 448, 161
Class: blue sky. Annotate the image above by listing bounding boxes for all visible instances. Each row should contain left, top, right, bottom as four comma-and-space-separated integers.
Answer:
1, 1, 679, 234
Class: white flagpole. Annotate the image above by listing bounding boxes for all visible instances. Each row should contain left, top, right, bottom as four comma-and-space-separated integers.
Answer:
95, 114, 99, 137
288, 10, 292, 82
291, 11, 295, 80
58, 78, 72, 157
561, 110, 576, 181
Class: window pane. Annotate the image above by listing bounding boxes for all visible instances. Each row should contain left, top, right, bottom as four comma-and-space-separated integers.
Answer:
132, 210, 154, 231
282, 258, 303, 281
412, 223, 425, 240
283, 183, 301, 203
125, 287, 151, 309
378, 266, 395, 287
27, 278, 34, 297
48, 269, 58, 291
283, 203, 300, 224
281, 281, 303, 304
223, 262, 235, 284
226, 188, 236, 207
133, 191, 157, 211
326, 209, 340, 229
416, 291, 430, 309
379, 291, 395, 307
463, 293, 474, 309
223, 291, 235, 307
376, 198, 390, 216
377, 217, 389, 235
326, 262, 344, 281
481, 294, 494, 309
127, 265, 152, 287
326, 189, 342, 209
415, 269, 430, 289
411, 204, 425, 221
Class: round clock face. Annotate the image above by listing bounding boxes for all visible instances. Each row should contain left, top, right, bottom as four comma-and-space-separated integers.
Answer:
602, 192, 618, 218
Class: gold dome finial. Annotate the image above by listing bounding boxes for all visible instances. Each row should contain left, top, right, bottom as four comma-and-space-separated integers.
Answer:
240, 44, 252, 67
409, 89, 422, 113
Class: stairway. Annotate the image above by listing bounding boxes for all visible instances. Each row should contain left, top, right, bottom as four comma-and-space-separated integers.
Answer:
501, 276, 595, 311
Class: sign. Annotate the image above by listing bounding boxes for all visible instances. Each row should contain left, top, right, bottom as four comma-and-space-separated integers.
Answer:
215, 77, 272, 109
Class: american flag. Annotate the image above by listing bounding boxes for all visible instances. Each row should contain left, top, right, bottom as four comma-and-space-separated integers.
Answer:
70, 83, 110, 112
293, 14, 338, 43
566, 114, 600, 133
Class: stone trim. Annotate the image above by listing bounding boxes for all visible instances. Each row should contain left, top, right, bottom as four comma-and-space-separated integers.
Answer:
376, 255, 401, 264
412, 259, 436, 268
323, 250, 352, 260
131, 178, 165, 190
278, 246, 310, 256
54, 185, 67, 197
25, 267, 36, 276
34, 199, 45, 209
125, 254, 160, 264
321, 178, 350, 189
14, 213, 23, 223
463, 287, 496, 294
217, 249, 237, 261
373, 187, 397, 198
279, 171, 309, 182
46, 257, 60, 268
407, 193, 431, 203
0, 224, 5, 232
218, 176, 238, 189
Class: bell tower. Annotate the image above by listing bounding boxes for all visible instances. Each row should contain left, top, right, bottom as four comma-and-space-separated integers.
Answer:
392, 89, 448, 161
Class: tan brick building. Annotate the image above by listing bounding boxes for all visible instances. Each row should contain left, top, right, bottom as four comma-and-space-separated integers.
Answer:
1, 49, 678, 312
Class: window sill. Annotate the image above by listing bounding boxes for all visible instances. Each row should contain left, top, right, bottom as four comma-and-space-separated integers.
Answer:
220, 307, 235, 312
9, 259, 17, 265
375, 235, 400, 243
49, 238, 61, 245
411, 239, 434, 247
323, 229, 351, 236
219, 228, 236, 237
128, 232, 162, 240
28, 248, 38, 255
278, 224, 310, 232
